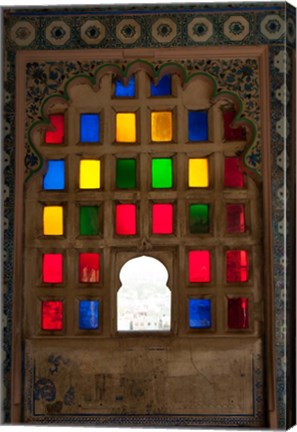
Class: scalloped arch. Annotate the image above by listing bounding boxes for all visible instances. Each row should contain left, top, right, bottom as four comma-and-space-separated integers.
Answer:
26, 59, 258, 182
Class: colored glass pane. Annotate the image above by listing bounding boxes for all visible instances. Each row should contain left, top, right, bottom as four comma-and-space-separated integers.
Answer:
226, 250, 248, 282
152, 204, 173, 234
43, 160, 65, 190
42, 254, 63, 283
79, 300, 99, 330
115, 76, 135, 97
116, 113, 136, 142
80, 114, 100, 143
151, 75, 171, 96
226, 204, 245, 233
223, 111, 244, 141
228, 298, 249, 329
189, 299, 211, 329
43, 206, 63, 235
188, 250, 211, 283
79, 160, 100, 189
41, 301, 63, 331
116, 159, 136, 189
151, 111, 172, 142
224, 157, 244, 188
45, 114, 64, 144
188, 111, 208, 141
79, 206, 99, 235
116, 204, 137, 235
189, 204, 209, 233
188, 158, 209, 187
79, 253, 100, 283
152, 158, 173, 189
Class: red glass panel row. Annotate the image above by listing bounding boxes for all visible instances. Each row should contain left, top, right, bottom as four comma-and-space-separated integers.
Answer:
42, 250, 248, 284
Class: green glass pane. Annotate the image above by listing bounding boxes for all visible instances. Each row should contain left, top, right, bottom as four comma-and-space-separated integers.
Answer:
80, 206, 99, 235
189, 204, 209, 233
152, 158, 173, 189
116, 159, 136, 189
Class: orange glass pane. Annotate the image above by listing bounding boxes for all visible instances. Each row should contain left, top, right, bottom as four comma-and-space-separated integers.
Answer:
151, 111, 172, 142
116, 113, 136, 142
43, 206, 63, 235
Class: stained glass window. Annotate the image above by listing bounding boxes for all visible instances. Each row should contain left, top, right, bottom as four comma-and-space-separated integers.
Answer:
224, 157, 244, 188
223, 111, 244, 141
151, 75, 171, 96
42, 254, 63, 284
79, 253, 100, 283
189, 204, 209, 233
41, 301, 63, 331
189, 299, 211, 329
226, 250, 248, 282
45, 114, 64, 144
188, 158, 209, 187
79, 206, 99, 236
228, 298, 249, 329
43, 206, 63, 236
226, 204, 245, 233
79, 160, 101, 189
43, 160, 65, 191
79, 300, 99, 330
80, 114, 100, 143
188, 250, 211, 283
115, 76, 135, 97
116, 204, 137, 235
188, 111, 208, 141
152, 204, 173, 234
152, 158, 173, 189
151, 111, 172, 142
116, 113, 136, 142
116, 159, 136, 189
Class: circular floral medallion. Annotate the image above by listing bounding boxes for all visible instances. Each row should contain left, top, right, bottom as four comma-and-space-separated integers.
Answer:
116, 19, 141, 44
152, 18, 177, 43
45, 21, 70, 46
224, 16, 250, 41
81, 19, 106, 44
10, 21, 35, 46
188, 17, 213, 42
260, 15, 284, 40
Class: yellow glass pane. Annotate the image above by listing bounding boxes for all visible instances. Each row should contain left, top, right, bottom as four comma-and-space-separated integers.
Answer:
151, 111, 172, 142
43, 206, 63, 235
188, 158, 209, 187
116, 113, 136, 142
79, 160, 101, 189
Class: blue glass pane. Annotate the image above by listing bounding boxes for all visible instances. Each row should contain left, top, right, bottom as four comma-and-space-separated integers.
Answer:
151, 75, 171, 96
79, 300, 99, 330
188, 111, 208, 141
80, 114, 100, 142
43, 160, 65, 190
115, 76, 135, 97
189, 299, 211, 329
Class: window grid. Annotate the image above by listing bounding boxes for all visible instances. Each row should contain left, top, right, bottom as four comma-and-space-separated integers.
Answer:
24, 68, 262, 337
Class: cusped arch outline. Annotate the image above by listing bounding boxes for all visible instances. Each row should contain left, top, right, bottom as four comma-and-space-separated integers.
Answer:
26, 58, 258, 182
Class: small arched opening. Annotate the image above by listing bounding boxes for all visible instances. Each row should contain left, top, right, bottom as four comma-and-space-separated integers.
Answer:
117, 256, 171, 332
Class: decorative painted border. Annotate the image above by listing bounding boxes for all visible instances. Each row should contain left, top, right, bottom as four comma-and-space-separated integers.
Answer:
2, 2, 296, 428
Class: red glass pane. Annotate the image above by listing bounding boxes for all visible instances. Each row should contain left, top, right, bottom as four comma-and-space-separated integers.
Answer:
79, 253, 100, 283
152, 204, 173, 234
226, 204, 245, 233
42, 254, 63, 283
226, 250, 248, 282
116, 204, 136, 235
228, 298, 249, 329
41, 301, 63, 331
223, 111, 244, 141
45, 114, 64, 144
188, 250, 211, 283
224, 157, 244, 188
